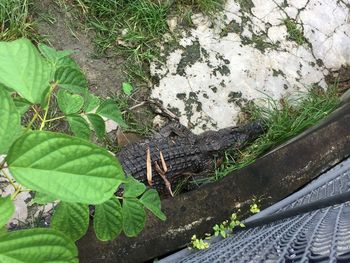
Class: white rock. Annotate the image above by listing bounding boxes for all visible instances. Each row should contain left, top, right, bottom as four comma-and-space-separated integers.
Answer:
148, 0, 350, 133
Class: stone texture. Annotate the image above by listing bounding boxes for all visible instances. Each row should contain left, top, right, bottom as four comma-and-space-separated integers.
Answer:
151, 0, 350, 133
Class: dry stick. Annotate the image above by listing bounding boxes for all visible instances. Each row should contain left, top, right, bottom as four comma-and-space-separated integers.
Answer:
148, 99, 179, 120
146, 147, 153, 186
154, 162, 174, 197
121, 101, 147, 114
159, 151, 168, 173
122, 99, 179, 120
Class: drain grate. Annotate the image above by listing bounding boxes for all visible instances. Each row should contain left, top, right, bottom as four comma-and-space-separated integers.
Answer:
178, 203, 350, 263
160, 158, 350, 263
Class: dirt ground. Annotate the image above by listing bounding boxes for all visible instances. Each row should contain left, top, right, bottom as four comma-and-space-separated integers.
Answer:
33, 0, 125, 98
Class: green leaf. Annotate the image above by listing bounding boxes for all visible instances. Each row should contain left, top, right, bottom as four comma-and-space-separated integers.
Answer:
84, 93, 100, 112
32, 192, 57, 205
122, 198, 146, 237
38, 43, 73, 65
122, 82, 133, 95
87, 113, 105, 140
51, 202, 89, 241
140, 189, 166, 221
55, 66, 87, 94
7, 131, 124, 204
0, 38, 52, 104
56, 89, 84, 115
124, 177, 146, 198
0, 228, 78, 263
57, 56, 81, 70
94, 196, 123, 241
0, 197, 14, 228
66, 114, 91, 140
0, 227, 6, 236
96, 99, 128, 128
12, 97, 31, 115
0, 88, 21, 154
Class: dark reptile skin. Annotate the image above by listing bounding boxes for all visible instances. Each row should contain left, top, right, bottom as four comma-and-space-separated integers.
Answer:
116, 121, 266, 193
117, 135, 206, 189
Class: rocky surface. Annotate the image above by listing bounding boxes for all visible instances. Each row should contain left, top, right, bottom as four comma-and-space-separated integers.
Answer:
151, 0, 350, 133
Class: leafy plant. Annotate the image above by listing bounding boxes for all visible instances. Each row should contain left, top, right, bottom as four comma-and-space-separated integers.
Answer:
190, 234, 209, 250
0, 38, 166, 260
213, 213, 245, 239
249, 203, 260, 214
190, 212, 246, 250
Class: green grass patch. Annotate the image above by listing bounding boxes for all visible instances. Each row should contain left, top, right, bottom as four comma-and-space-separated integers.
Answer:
213, 86, 340, 181
284, 18, 305, 45
176, 0, 225, 15
67, 0, 225, 81
0, 0, 39, 41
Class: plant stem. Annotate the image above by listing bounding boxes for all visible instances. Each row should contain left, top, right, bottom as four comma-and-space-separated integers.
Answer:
1, 168, 19, 192
32, 106, 44, 122
45, 116, 65, 122
0, 158, 6, 170
11, 186, 22, 200
40, 107, 49, 131
26, 111, 39, 131
39, 84, 56, 131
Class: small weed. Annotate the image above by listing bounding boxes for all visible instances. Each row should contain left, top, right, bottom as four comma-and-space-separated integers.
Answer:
190, 212, 245, 250
284, 18, 305, 45
190, 235, 210, 250
214, 86, 340, 180
249, 203, 260, 214
0, 0, 40, 41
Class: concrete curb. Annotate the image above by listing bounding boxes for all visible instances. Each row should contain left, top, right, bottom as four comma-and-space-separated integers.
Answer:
77, 103, 350, 263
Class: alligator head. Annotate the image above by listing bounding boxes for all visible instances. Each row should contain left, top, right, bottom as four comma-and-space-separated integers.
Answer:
198, 120, 267, 153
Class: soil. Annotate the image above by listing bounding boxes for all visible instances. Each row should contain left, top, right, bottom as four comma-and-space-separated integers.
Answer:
33, 0, 125, 98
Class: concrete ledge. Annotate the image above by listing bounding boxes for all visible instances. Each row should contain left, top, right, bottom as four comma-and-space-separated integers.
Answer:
78, 103, 350, 263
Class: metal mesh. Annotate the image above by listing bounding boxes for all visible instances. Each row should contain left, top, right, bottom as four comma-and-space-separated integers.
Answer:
160, 158, 350, 263
246, 158, 350, 222
177, 203, 350, 263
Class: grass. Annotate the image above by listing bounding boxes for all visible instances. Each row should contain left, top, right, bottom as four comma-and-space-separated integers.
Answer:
0, 0, 39, 41
62, 0, 225, 81
284, 18, 305, 45
176, 0, 225, 15
212, 86, 340, 181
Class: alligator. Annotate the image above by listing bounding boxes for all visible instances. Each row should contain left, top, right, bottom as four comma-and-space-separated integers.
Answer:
117, 121, 266, 196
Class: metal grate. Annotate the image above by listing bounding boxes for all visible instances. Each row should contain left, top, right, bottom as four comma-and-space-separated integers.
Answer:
160, 158, 350, 263
177, 203, 350, 263
246, 158, 350, 222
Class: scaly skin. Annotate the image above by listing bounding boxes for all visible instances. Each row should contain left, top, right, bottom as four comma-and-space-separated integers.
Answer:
116, 121, 266, 193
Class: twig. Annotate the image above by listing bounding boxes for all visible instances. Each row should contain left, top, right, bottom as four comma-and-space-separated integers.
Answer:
159, 151, 168, 173
121, 101, 147, 114
146, 147, 152, 186
148, 99, 179, 120
121, 99, 179, 121
154, 162, 174, 197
